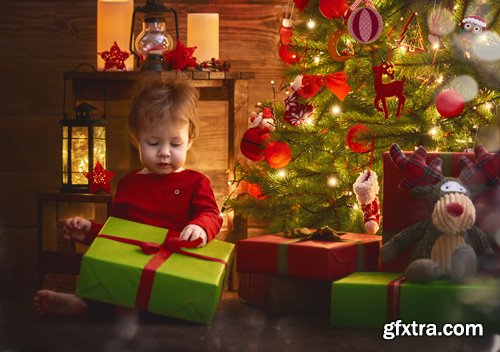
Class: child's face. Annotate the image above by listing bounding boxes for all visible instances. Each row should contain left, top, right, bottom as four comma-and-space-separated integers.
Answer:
137, 122, 193, 175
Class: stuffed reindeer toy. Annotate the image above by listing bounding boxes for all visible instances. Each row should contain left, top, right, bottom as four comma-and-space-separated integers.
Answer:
381, 144, 499, 283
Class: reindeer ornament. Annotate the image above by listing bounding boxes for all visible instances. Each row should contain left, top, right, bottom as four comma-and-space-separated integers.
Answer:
372, 61, 406, 119
381, 144, 498, 283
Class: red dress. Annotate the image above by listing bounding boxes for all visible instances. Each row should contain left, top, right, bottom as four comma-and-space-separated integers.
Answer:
86, 169, 222, 244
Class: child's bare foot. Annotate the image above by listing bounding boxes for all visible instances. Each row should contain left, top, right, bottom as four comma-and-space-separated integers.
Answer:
34, 290, 88, 316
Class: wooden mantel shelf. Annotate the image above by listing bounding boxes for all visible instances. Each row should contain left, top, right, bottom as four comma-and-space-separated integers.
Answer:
65, 70, 255, 81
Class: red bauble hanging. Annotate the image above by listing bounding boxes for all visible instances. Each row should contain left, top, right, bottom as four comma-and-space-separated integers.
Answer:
320, 0, 349, 19
247, 182, 267, 200
265, 141, 292, 168
279, 44, 301, 65
436, 90, 465, 118
346, 124, 372, 153
347, 5, 383, 44
294, 0, 348, 19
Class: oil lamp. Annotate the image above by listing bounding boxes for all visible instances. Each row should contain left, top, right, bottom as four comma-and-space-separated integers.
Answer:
129, 0, 179, 71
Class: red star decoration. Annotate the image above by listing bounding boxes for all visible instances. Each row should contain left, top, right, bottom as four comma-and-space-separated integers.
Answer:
84, 161, 115, 193
164, 40, 197, 71
98, 41, 130, 71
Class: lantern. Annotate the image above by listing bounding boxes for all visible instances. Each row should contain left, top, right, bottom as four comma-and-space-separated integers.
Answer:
129, 0, 179, 71
61, 102, 107, 193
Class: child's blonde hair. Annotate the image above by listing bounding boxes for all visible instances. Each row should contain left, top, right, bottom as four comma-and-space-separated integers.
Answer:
128, 75, 199, 145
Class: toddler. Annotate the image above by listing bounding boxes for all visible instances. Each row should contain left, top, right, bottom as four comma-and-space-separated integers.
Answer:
34, 76, 223, 316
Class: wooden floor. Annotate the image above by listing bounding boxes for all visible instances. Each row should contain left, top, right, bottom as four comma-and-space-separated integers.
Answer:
1, 228, 498, 352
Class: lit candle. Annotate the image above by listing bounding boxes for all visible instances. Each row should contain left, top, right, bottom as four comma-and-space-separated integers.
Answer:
97, 0, 134, 71
187, 13, 219, 62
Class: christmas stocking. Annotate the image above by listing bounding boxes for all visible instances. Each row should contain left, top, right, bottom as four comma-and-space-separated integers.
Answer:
353, 170, 380, 235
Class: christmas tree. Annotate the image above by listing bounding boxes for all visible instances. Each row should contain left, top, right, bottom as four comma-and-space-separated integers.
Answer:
225, 0, 500, 235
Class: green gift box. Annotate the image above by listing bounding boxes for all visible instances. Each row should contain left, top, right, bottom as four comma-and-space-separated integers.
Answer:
77, 217, 234, 324
331, 272, 500, 331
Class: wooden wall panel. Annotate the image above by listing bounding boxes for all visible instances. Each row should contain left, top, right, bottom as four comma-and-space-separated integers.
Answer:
0, 0, 287, 227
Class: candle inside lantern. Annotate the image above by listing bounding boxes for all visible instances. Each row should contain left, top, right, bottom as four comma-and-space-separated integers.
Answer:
97, 0, 134, 71
187, 13, 219, 62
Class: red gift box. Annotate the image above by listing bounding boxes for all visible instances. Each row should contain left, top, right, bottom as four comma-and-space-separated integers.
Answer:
382, 151, 500, 272
237, 233, 381, 281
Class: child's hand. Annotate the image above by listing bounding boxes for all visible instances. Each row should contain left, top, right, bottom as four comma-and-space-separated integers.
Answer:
179, 224, 207, 247
63, 217, 91, 243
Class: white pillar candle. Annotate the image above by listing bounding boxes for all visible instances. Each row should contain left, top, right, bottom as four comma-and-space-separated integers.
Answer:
187, 13, 219, 62
97, 0, 134, 71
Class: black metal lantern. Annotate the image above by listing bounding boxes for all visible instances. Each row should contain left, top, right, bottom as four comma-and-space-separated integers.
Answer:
60, 65, 107, 193
129, 0, 179, 71
61, 103, 107, 193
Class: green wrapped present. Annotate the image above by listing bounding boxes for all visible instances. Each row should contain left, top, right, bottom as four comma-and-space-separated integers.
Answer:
77, 217, 234, 324
331, 272, 500, 331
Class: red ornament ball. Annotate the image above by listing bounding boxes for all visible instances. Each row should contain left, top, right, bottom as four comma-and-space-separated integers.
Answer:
436, 90, 465, 118
347, 6, 383, 44
247, 182, 267, 200
279, 44, 300, 65
264, 141, 292, 169
346, 124, 372, 153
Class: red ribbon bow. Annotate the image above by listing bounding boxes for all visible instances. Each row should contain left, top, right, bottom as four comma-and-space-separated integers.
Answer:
297, 72, 351, 101
99, 233, 227, 310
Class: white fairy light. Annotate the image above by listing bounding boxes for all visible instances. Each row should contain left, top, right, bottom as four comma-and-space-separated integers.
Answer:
485, 102, 493, 110
314, 56, 320, 64
353, 203, 359, 210
277, 169, 287, 178
327, 176, 338, 187
331, 105, 341, 114
429, 127, 438, 136
436, 75, 444, 84
307, 19, 315, 29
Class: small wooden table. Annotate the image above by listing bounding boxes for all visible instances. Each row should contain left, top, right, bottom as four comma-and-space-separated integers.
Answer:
36, 192, 112, 288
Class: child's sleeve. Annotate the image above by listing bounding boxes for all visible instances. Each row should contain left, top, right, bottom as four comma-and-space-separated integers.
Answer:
80, 222, 103, 245
188, 176, 223, 241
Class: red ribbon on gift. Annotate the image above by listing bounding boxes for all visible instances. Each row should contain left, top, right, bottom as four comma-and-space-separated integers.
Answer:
387, 274, 407, 321
297, 72, 351, 101
99, 233, 227, 310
